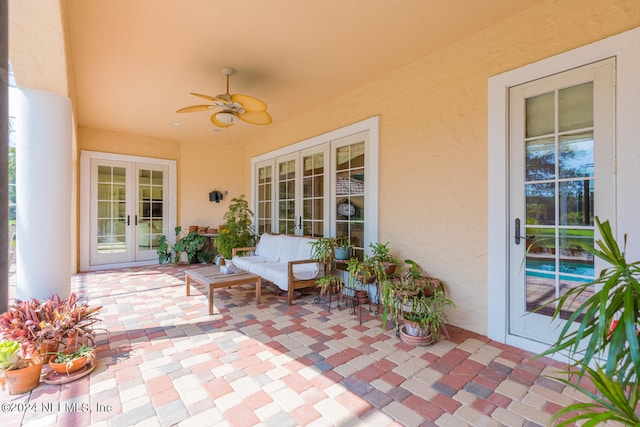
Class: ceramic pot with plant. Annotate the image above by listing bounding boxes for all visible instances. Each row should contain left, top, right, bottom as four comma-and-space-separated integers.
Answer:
49, 345, 94, 375
333, 238, 353, 261
346, 257, 375, 285
0, 340, 43, 395
369, 242, 399, 279
403, 259, 443, 296
315, 275, 344, 297
380, 277, 422, 333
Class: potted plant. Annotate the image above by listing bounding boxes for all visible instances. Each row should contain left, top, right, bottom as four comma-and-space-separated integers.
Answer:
157, 226, 207, 264
49, 345, 95, 375
403, 259, 442, 296
346, 257, 375, 304
538, 218, 640, 426
0, 293, 102, 356
334, 238, 353, 261
315, 275, 344, 297
309, 237, 345, 297
369, 242, 399, 279
401, 289, 455, 346
0, 340, 43, 395
380, 276, 422, 331
215, 195, 257, 259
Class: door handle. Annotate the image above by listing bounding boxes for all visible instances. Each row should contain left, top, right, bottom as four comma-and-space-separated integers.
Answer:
515, 218, 535, 245
127, 215, 130, 226
135, 215, 138, 226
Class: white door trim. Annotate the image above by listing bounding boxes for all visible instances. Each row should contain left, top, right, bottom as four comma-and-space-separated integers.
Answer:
487, 27, 640, 355
80, 150, 177, 271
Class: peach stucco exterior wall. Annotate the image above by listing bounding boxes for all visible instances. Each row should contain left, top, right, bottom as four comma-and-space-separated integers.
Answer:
239, 0, 640, 334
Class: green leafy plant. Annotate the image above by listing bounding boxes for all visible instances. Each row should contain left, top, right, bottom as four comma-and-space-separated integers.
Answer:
215, 195, 257, 259
537, 217, 640, 426
346, 256, 375, 289
380, 276, 422, 332
0, 341, 22, 372
402, 259, 443, 296
369, 242, 399, 281
548, 363, 639, 426
52, 345, 94, 364
157, 226, 207, 264
315, 275, 344, 296
369, 242, 397, 264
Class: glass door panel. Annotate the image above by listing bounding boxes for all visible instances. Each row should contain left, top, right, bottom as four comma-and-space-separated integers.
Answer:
256, 162, 273, 235
136, 165, 168, 261
96, 165, 127, 255
91, 160, 131, 265
277, 157, 297, 234
335, 141, 365, 259
510, 60, 613, 344
301, 151, 324, 237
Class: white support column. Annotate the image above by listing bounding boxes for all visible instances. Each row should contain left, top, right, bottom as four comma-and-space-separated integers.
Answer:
15, 88, 72, 300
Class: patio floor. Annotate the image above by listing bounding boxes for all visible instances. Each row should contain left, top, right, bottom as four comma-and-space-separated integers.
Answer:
0, 264, 589, 427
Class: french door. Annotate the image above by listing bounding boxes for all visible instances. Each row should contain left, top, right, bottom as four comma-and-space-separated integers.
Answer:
508, 59, 615, 344
274, 145, 329, 236
81, 151, 175, 270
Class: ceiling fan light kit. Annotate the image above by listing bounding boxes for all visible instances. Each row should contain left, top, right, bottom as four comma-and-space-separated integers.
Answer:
177, 67, 272, 128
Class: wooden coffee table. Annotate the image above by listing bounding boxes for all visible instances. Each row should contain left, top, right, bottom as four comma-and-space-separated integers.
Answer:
185, 266, 262, 315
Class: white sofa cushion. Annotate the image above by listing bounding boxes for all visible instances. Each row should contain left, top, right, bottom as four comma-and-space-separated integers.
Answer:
255, 233, 282, 261
233, 234, 321, 291
248, 262, 320, 291
232, 255, 270, 271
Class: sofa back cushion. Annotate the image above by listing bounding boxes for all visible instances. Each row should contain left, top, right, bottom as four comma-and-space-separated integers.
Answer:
254, 233, 282, 261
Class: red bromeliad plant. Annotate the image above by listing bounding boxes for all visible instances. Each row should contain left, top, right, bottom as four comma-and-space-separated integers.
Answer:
0, 293, 102, 355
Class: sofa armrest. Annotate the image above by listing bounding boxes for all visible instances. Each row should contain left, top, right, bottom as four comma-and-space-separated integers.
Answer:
287, 259, 327, 279
232, 246, 256, 257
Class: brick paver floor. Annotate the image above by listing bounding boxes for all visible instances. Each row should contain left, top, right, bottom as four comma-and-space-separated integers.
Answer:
0, 264, 589, 426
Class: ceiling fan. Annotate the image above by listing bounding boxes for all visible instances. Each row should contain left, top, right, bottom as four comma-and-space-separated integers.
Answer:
177, 67, 272, 128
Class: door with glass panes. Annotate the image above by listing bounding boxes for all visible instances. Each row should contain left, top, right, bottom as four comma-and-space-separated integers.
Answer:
90, 159, 169, 265
508, 59, 614, 344
332, 132, 368, 259
275, 146, 328, 237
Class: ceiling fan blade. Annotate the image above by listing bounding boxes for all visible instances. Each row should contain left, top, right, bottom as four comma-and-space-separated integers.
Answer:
191, 92, 229, 104
231, 93, 267, 112
238, 110, 272, 125
210, 113, 235, 128
176, 105, 213, 113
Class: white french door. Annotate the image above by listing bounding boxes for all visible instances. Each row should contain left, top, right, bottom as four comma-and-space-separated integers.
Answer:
81, 151, 176, 270
275, 145, 329, 237
508, 59, 615, 344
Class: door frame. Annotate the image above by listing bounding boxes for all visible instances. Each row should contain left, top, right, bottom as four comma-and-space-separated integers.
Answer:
80, 150, 177, 271
487, 27, 640, 356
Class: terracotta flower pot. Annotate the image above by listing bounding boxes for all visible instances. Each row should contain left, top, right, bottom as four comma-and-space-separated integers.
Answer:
5, 360, 43, 395
399, 326, 433, 347
403, 315, 430, 337
354, 290, 369, 304
49, 355, 88, 375
188, 225, 199, 233
39, 340, 60, 358
382, 262, 397, 276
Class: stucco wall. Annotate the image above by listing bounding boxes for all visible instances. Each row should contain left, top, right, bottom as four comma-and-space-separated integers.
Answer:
239, 0, 640, 334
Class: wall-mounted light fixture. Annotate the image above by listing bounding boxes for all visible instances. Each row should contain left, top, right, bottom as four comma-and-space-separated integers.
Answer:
209, 190, 227, 203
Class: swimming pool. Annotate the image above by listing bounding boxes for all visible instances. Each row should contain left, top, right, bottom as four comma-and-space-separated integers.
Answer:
526, 258, 594, 277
